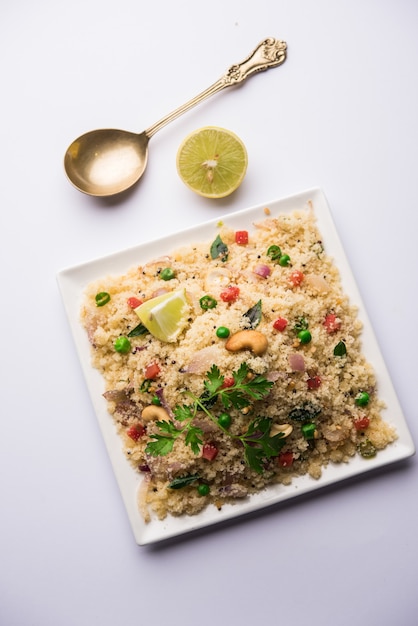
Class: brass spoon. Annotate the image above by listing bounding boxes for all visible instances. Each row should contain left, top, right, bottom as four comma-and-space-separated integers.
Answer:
64, 38, 287, 197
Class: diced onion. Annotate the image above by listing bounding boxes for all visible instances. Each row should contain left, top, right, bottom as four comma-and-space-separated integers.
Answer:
288, 353, 306, 372
204, 268, 231, 293
182, 346, 220, 374
322, 425, 349, 442
150, 287, 170, 298
305, 274, 330, 293
253, 264, 271, 278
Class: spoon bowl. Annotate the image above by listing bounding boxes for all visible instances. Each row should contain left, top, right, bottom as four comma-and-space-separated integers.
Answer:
64, 38, 287, 197
64, 129, 150, 197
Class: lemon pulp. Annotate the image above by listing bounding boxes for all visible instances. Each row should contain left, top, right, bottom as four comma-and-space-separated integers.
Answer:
176, 126, 248, 198
134, 289, 190, 342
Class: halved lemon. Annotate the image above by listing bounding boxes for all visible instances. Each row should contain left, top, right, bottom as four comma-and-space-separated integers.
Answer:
176, 126, 248, 198
134, 289, 190, 342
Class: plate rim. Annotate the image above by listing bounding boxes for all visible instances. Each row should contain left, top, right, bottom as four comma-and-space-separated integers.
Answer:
57, 187, 415, 545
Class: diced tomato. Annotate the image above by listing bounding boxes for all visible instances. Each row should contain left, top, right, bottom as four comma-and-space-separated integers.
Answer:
278, 451, 294, 467
144, 362, 161, 380
323, 313, 341, 334
202, 443, 219, 461
127, 296, 143, 309
288, 270, 304, 287
126, 424, 146, 441
235, 230, 249, 245
221, 376, 235, 388
273, 317, 288, 332
220, 286, 240, 302
354, 416, 370, 430
307, 376, 321, 390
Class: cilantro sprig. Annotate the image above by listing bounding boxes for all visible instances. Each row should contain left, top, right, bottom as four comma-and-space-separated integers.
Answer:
145, 363, 286, 473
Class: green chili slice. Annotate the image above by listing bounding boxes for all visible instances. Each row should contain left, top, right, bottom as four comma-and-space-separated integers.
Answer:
266, 245, 282, 261
160, 268, 175, 281
200, 295, 217, 310
95, 291, 110, 307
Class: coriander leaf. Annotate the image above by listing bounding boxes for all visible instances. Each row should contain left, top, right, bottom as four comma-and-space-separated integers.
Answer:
232, 362, 250, 385
243, 445, 265, 474
185, 427, 204, 455
242, 300, 262, 329
154, 420, 180, 435
244, 416, 271, 439
218, 363, 273, 409
240, 417, 286, 473
210, 235, 228, 261
263, 432, 286, 456
242, 374, 274, 400
146, 436, 176, 457
146, 361, 280, 475
204, 364, 224, 394
168, 474, 200, 489
220, 389, 251, 411
174, 404, 195, 422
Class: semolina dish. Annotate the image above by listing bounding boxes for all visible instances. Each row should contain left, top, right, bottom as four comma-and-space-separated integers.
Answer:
81, 205, 397, 522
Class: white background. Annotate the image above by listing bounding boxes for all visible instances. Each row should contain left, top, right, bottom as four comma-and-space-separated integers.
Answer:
1, 1, 417, 625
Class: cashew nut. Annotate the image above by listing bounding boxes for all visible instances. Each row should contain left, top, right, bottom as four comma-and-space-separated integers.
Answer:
141, 405, 170, 423
225, 330, 268, 356
270, 423, 293, 438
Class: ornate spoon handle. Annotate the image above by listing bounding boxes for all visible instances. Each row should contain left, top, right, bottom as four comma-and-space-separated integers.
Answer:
145, 37, 287, 138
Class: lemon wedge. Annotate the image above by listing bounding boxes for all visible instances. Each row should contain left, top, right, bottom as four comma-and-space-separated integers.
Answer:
176, 126, 248, 198
134, 289, 191, 342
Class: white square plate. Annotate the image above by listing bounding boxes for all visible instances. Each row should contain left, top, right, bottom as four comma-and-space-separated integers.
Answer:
57, 188, 415, 545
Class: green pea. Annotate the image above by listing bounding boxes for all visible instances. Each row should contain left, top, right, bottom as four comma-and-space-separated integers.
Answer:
151, 395, 161, 406
279, 254, 291, 267
197, 484, 210, 496
298, 329, 312, 344
218, 412, 232, 429
216, 326, 230, 338
355, 391, 370, 406
95, 291, 110, 307
114, 336, 131, 354
160, 268, 175, 281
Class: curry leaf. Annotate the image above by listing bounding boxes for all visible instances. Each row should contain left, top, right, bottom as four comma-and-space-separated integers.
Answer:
289, 402, 321, 422
168, 474, 200, 489
334, 340, 347, 357
242, 300, 262, 328
127, 323, 149, 337
210, 234, 228, 261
